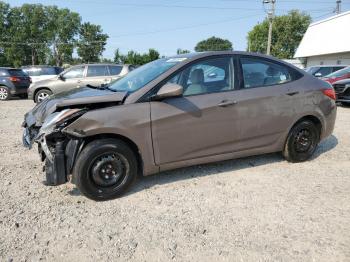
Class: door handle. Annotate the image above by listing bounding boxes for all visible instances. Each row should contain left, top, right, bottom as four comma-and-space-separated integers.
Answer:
217, 100, 237, 107
286, 91, 299, 96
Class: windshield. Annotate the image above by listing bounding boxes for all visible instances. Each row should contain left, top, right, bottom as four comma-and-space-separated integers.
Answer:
108, 58, 184, 93
325, 66, 350, 78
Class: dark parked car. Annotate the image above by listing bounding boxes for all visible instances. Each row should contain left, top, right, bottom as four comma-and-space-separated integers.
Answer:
23, 51, 337, 200
28, 64, 134, 103
305, 65, 346, 77
333, 78, 350, 105
0, 67, 31, 101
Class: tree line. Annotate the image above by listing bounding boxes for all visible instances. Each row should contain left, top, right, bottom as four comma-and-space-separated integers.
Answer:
0, 0, 310, 68
0, 1, 108, 67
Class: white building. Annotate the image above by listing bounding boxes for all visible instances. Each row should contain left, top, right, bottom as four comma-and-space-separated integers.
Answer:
294, 11, 350, 68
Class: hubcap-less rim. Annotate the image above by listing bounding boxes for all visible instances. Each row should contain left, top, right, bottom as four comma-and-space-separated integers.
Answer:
0, 87, 8, 100
90, 153, 129, 187
37, 92, 50, 102
294, 129, 313, 153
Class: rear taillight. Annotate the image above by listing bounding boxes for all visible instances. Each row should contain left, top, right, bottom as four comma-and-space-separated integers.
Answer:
9, 76, 21, 82
322, 88, 336, 100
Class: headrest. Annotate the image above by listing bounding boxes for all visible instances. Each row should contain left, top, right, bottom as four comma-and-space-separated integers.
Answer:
266, 66, 279, 77
190, 69, 204, 84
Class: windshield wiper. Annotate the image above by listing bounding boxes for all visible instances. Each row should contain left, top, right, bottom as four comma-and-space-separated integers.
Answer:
86, 84, 116, 92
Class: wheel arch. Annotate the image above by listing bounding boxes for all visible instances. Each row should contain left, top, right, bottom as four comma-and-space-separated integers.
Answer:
33, 87, 52, 101
293, 115, 322, 135
81, 133, 144, 176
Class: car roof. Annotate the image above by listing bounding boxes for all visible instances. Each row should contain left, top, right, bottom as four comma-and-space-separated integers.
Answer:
166, 51, 305, 72
77, 63, 130, 66
0, 67, 17, 70
307, 65, 347, 68
21, 65, 59, 68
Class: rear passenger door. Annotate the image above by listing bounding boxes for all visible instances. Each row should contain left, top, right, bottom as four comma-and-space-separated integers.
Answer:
83, 65, 111, 87
234, 56, 303, 151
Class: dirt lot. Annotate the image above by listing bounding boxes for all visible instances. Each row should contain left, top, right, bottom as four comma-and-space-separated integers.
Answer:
0, 99, 349, 262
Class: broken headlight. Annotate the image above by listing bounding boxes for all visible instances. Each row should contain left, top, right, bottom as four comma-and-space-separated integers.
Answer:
40, 108, 86, 136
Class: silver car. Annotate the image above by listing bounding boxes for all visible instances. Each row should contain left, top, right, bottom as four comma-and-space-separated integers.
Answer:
28, 63, 135, 103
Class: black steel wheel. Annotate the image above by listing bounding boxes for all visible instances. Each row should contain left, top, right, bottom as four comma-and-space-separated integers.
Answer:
74, 138, 138, 201
283, 120, 320, 162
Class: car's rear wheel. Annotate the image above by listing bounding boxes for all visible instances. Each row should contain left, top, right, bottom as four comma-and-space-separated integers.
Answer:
0, 86, 10, 101
283, 120, 320, 162
73, 139, 138, 201
35, 89, 52, 103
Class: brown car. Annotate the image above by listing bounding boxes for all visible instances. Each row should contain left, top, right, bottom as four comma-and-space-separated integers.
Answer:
23, 51, 337, 201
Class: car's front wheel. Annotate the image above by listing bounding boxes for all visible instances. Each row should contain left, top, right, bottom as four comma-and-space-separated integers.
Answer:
0, 86, 10, 101
73, 139, 138, 201
35, 89, 52, 103
283, 120, 320, 162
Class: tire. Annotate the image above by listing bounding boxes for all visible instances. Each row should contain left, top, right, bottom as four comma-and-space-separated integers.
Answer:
283, 120, 320, 162
35, 89, 52, 103
73, 139, 138, 201
0, 86, 10, 101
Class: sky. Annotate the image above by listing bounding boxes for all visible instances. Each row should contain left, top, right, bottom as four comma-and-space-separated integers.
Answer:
8, 0, 350, 59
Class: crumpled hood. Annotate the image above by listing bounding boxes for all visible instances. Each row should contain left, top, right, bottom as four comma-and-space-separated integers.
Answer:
23, 87, 127, 127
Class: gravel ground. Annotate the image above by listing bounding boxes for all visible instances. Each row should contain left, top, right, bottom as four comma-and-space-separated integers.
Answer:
0, 99, 349, 262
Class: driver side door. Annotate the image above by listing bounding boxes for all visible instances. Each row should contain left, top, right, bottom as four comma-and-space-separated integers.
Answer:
150, 56, 241, 166
53, 65, 86, 94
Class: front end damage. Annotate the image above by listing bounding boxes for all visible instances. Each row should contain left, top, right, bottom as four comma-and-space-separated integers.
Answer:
22, 87, 128, 186
23, 108, 87, 185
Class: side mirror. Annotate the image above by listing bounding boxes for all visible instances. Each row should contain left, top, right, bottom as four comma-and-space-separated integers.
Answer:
152, 83, 183, 100
58, 74, 65, 81
208, 72, 217, 78
314, 72, 322, 77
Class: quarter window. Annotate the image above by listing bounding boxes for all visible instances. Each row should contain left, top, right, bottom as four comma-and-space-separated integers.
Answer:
87, 65, 109, 77
167, 57, 233, 96
108, 65, 123, 75
241, 57, 293, 88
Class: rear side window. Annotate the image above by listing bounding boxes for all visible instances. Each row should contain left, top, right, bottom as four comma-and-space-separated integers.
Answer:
87, 65, 109, 77
316, 67, 332, 77
332, 66, 344, 72
8, 69, 27, 77
108, 65, 123, 75
0, 69, 8, 76
241, 57, 298, 88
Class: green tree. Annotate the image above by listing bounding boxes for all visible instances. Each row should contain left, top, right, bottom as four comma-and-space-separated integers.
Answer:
46, 6, 81, 66
177, 48, 190, 55
0, 1, 10, 66
114, 48, 160, 65
247, 10, 311, 59
194, 36, 233, 52
6, 4, 50, 66
77, 22, 108, 63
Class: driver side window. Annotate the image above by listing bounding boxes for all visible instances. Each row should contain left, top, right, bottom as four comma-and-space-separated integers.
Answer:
167, 57, 233, 96
63, 66, 85, 79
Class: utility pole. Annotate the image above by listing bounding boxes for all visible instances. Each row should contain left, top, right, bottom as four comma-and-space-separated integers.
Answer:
335, 0, 341, 14
263, 0, 276, 55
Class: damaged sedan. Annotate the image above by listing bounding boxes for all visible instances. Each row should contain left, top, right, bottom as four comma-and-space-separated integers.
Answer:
23, 51, 337, 201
